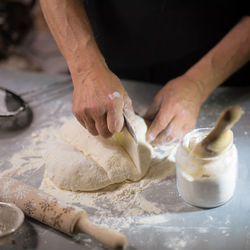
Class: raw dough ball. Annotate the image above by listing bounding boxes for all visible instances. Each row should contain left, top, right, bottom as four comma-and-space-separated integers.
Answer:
45, 116, 153, 191
44, 142, 112, 191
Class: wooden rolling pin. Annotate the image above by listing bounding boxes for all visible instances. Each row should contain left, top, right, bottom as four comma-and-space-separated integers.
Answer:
0, 177, 127, 249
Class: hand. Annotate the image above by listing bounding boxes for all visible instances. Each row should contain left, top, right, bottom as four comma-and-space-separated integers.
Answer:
72, 66, 134, 138
144, 75, 203, 146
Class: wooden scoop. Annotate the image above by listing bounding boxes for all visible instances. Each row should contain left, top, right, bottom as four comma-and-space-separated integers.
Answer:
192, 105, 243, 158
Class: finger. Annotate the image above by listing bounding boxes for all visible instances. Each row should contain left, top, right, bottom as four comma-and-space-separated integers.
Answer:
152, 114, 196, 146
84, 116, 98, 136
181, 123, 196, 138
107, 99, 124, 133
95, 113, 112, 138
74, 113, 87, 129
151, 117, 182, 146
144, 99, 161, 120
72, 103, 87, 129
151, 123, 174, 147
146, 107, 173, 143
107, 108, 124, 134
79, 119, 87, 129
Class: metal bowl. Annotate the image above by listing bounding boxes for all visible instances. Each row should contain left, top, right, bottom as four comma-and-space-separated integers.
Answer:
0, 87, 33, 130
0, 202, 24, 238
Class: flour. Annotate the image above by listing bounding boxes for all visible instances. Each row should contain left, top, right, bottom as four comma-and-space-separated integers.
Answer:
40, 147, 175, 220
0, 116, 178, 230
108, 91, 121, 100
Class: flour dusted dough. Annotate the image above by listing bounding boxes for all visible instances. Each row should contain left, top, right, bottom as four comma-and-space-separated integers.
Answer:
45, 116, 153, 191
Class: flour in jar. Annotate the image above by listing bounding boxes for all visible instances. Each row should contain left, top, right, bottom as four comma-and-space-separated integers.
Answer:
176, 128, 238, 208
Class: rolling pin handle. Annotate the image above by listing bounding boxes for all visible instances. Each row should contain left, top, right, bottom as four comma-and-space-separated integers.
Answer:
75, 217, 128, 249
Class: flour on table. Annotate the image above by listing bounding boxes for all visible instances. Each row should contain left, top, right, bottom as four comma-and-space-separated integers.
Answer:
0, 115, 178, 228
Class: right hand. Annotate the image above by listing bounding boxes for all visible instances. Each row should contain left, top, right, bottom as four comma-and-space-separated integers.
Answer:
72, 66, 134, 138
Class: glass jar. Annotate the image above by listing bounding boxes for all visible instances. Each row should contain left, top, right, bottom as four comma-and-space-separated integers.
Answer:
176, 128, 238, 208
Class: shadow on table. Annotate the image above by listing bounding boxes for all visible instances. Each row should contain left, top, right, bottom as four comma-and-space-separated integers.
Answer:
0, 219, 38, 249
142, 174, 201, 214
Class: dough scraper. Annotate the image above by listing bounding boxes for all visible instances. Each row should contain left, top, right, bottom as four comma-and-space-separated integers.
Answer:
114, 109, 141, 173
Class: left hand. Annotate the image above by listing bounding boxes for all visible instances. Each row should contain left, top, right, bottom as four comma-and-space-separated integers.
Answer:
144, 75, 203, 146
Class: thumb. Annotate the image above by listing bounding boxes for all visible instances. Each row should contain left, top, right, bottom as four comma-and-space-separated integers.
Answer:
107, 99, 124, 134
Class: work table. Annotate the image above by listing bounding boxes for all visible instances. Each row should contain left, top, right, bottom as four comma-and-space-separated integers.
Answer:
0, 69, 249, 250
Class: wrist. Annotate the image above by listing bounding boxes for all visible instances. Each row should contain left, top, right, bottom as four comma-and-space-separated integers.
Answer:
182, 72, 208, 105
68, 42, 109, 85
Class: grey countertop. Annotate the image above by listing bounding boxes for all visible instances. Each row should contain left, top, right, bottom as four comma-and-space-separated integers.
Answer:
0, 69, 249, 250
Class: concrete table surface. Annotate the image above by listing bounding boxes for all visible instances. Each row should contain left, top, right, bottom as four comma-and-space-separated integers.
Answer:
0, 69, 249, 250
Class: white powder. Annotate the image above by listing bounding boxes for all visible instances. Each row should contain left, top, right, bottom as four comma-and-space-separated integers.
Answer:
0, 116, 178, 230
108, 91, 121, 100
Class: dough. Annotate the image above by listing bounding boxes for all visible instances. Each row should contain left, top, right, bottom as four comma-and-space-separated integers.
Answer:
45, 116, 153, 191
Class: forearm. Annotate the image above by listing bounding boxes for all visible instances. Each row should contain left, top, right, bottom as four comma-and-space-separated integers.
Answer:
185, 16, 250, 103
40, 0, 107, 81
40, 0, 133, 137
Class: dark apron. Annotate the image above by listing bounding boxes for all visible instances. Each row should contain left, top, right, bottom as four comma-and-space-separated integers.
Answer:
84, 0, 250, 86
